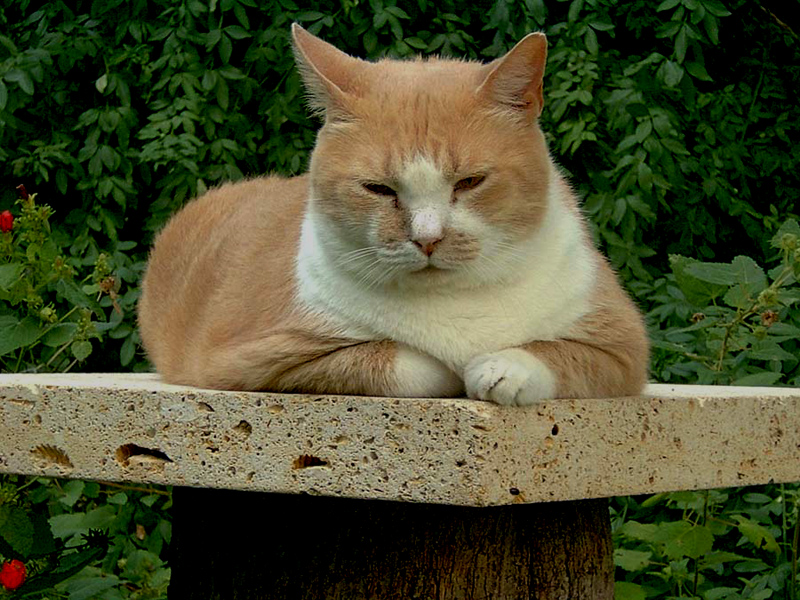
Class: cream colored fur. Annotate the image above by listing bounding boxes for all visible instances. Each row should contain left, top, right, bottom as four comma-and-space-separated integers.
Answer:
138, 25, 650, 404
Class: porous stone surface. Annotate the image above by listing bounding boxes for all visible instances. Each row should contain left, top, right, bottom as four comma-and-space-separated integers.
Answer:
1, 373, 798, 506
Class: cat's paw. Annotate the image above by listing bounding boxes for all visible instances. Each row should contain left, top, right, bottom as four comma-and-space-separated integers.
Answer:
392, 345, 464, 398
464, 349, 556, 406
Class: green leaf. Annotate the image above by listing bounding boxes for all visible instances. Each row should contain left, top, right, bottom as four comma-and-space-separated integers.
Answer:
658, 60, 684, 87
615, 581, 646, 600
5, 68, 34, 95
385, 6, 410, 18
0, 505, 35, 557
732, 372, 783, 386
731, 515, 780, 553
657, 0, 681, 10
56, 278, 104, 317
42, 323, 78, 347
50, 505, 117, 539
747, 340, 797, 363
0, 316, 46, 356
614, 548, 652, 571
685, 262, 737, 285
72, 340, 93, 361
670, 255, 728, 304
620, 520, 659, 543
686, 61, 713, 81
0, 263, 23, 290
60, 480, 86, 507
770, 219, 800, 249
95, 73, 108, 93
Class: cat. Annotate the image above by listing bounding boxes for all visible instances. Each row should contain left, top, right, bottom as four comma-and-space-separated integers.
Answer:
137, 24, 650, 405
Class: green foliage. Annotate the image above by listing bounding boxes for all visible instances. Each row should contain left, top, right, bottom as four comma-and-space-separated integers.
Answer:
612, 485, 800, 599
0, 475, 171, 599
0, 189, 143, 373
643, 220, 800, 386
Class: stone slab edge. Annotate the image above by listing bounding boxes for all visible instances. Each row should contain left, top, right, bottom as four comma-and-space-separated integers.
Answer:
0, 373, 798, 506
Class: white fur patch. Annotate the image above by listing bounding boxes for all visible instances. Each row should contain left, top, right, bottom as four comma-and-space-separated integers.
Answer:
464, 348, 556, 406
296, 165, 597, 376
397, 155, 450, 210
392, 345, 464, 398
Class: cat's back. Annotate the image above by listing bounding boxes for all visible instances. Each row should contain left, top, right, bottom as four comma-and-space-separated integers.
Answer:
139, 175, 309, 379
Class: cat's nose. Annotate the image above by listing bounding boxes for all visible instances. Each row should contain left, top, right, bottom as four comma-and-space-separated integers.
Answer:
412, 236, 443, 257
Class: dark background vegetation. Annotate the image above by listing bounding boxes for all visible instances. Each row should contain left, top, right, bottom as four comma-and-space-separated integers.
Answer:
1, 0, 799, 598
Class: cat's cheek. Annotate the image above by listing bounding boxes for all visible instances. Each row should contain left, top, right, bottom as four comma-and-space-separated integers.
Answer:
464, 349, 556, 406
391, 345, 464, 398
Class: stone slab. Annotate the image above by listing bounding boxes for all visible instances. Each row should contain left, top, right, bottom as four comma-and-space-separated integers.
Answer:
0, 373, 798, 506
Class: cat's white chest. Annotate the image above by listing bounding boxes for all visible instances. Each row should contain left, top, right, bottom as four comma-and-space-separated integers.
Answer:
295, 197, 596, 370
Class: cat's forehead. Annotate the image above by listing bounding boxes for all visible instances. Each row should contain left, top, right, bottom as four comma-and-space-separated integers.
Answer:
365, 56, 485, 97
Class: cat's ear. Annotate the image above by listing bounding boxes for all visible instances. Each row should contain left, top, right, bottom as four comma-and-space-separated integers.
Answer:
291, 23, 365, 122
477, 33, 548, 120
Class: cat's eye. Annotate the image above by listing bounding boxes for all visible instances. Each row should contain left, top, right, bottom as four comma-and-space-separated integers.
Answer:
363, 183, 397, 197
454, 175, 486, 192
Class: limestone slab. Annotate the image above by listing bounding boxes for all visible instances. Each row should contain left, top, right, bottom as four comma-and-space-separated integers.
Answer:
0, 373, 798, 506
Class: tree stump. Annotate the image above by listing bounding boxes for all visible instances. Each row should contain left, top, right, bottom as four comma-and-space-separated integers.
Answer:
169, 487, 613, 600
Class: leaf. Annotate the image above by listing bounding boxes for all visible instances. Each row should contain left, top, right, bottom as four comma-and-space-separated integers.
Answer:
722, 256, 768, 308
60, 480, 86, 507
50, 505, 117, 539
684, 262, 737, 285
620, 520, 659, 543
95, 73, 108, 93
72, 340, 93, 361
614, 548, 652, 571
0, 505, 35, 557
747, 340, 797, 363
0, 316, 46, 356
732, 372, 783, 386
56, 573, 121, 600
42, 323, 78, 347
0, 263, 23, 290
658, 60, 684, 87
731, 515, 780, 553
5, 68, 34, 94
615, 581, 646, 600
656, 0, 681, 10
20, 546, 107, 596
56, 278, 104, 317
686, 61, 713, 81
770, 219, 800, 249
670, 255, 728, 305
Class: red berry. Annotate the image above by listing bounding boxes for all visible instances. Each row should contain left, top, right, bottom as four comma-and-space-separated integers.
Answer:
0, 559, 26, 591
0, 210, 13, 233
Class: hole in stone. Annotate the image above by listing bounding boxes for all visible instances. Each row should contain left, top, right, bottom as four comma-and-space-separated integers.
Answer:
233, 420, 253, 436
31, 444, 73, 469
510, 487, 520, 496
197, 402, 214, 412
551, 424, 559, 436
116, 444, 173, 467
292, 455, 329, 469
267, 405, 284, 414
456, 460, 466, 467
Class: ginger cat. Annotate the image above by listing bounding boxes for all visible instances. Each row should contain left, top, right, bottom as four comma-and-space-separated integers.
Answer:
138, 25, 649, 405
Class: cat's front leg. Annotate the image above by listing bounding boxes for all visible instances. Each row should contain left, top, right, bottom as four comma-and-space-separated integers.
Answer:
464, 349, 556, 406
464, 336, 648, 405
203, 332, 463, 398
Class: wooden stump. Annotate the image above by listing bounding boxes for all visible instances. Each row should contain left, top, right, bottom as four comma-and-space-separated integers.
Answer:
169, 487, 613, 599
